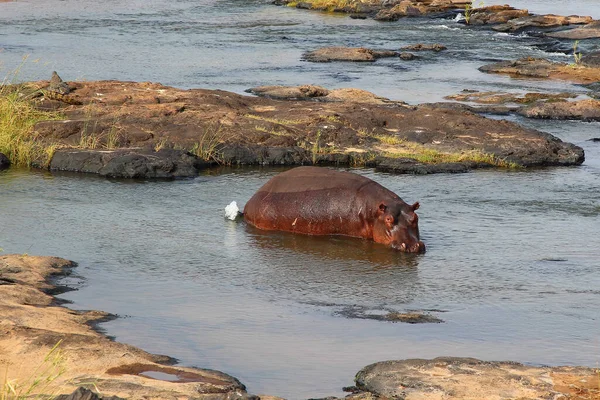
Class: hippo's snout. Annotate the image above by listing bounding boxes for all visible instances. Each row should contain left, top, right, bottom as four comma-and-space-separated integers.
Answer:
392, 241, 426, 253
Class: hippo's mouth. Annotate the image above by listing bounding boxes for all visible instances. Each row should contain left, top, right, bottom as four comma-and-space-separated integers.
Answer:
392, 241, 426, 253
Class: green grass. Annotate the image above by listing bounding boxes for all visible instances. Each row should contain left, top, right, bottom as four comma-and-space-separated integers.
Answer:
383, 147, 518, 168
0, 85, 63, 168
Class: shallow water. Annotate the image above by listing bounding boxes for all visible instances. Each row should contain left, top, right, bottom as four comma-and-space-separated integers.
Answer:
1, 0, 600, 398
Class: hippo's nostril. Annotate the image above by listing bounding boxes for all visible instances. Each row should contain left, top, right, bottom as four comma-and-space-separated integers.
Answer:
400, 243, 407, 251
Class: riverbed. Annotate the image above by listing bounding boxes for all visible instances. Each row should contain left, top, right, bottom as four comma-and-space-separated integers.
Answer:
1, 0, 600, 398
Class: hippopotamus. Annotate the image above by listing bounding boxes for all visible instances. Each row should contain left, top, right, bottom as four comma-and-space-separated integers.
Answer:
243, 166, 425, 253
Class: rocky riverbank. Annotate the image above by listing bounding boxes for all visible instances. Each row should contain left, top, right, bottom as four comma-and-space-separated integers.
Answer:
0, 77, 585, 179
2, 254, 598, 400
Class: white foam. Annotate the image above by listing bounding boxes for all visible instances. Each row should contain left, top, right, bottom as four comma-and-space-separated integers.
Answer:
224, 201, 241, 221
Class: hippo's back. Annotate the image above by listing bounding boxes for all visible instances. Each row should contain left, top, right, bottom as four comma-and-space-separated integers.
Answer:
243, 166, 392, 237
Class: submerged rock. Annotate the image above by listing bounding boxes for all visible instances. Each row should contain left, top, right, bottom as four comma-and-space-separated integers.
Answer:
302, 47, 398, 62
0, 152, 10, 170
400, 43, 447, 52
353, 357, 600, 399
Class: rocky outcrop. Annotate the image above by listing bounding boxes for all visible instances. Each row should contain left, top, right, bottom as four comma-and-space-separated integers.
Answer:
0, 254, 251, 400
400, 43, 446, 52
468, 5, 529, 26
19, 79, 585, 175
492, 14, 592, 32
49, 148, 207, 179
351, 357, 600, 400
302, 47, 397, 62
247, 85, 398, 104
445, 90, 577, 104
548, 20, 600, 39
479, 57, 600, 83
0, 152, 9, 170
519, 98, 600, 121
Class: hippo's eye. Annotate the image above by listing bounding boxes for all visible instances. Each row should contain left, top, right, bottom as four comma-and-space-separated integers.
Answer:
385, 215, 394, 225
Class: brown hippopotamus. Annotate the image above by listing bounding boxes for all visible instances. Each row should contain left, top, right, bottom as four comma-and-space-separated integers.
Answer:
243, 166, 425, 253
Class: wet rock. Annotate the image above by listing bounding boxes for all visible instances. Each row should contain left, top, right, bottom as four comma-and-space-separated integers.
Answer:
0, 152, 10, 170
49, 148, 207, 179
302, 47, 398, 62
547, 20, 600, 40
246, 85, 330, 100
376, 157, 476, 174
399, 52, 416, 60
493, 14, 593, 33
220, 145, 310, 165
354, 357, 600, 399
589, 137, 600, 142
400, 43, 446, 52
55, 387, 123, 400
468, 5, 529, 25
519, 98, 600, 121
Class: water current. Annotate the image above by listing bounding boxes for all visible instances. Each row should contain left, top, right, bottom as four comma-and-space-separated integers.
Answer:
1, 0, 600, 398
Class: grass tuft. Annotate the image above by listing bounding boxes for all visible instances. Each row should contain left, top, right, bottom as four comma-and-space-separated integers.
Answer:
1, 340, 66, 400
190, 124, 226, 163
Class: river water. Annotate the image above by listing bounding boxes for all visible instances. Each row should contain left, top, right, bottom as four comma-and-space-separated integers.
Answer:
1, 0, 600, 398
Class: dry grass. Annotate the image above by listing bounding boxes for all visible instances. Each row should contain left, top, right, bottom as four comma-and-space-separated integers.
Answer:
190, 124, 227, 163
0, 85, 63, 168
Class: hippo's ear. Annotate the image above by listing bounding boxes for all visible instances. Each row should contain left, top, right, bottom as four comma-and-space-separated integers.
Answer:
411, 202, 420, 211
378, 202, 387, 214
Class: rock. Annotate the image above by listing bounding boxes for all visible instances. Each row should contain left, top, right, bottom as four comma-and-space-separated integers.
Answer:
589, 137, 600, 142
468, 5, 529, 25
479, 57, 557, 78
0, 152, 10, 170
49, 148, 207, 179
400, 43, 446, 52
581, 50, 600, 68
376, 157, 475, 174
374, 0, 428, 20
302, 47, 398, 62
493, 14, 593, 33
0, 254, 250, 400
399, 52, 416, 60
354, 357, 600, 399
247, 85, 399, 104
445, 90, 577, 104
55, 387, 123, 400
547, 20, 600, 39
519, 98, 600, 121
479, 57, 600, 83
246, 85, 330, 100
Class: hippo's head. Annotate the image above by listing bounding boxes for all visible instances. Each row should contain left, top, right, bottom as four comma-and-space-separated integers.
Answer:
373, 201, 425, 253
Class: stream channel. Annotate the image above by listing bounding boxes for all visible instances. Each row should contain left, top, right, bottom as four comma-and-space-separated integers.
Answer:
1, 0, 600, 398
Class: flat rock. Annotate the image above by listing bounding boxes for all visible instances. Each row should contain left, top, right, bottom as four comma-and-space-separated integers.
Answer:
445, 90, 577, 104
0, 254, 249, 400
468, 5, 529, 25
302, 47, 397, 62
246, 85, 330, 100
0, 152, 9, 170
354, 357, 600, 400
547, 20, 600, 39
19, 80, 585, 172
49, 148, 207, 179
519, 98, 600, 121
479, 57, 600, 83
493, 14, 593, 32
